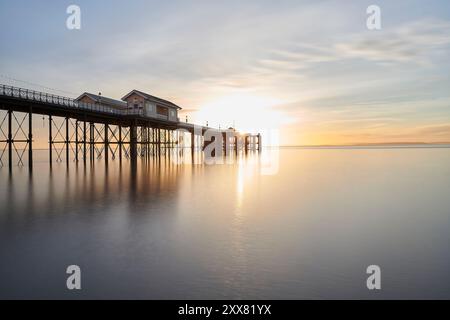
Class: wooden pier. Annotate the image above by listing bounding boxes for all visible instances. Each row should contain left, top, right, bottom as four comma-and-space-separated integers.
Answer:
0, 84, 261, 171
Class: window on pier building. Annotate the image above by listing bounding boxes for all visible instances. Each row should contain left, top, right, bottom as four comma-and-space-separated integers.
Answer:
157, 105, 169, 116
132, 97, 143, 109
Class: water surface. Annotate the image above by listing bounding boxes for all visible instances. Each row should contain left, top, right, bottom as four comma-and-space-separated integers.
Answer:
1, 147, 450, 299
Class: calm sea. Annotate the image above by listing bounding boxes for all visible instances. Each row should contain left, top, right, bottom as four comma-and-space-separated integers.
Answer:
1, 147, 450, 299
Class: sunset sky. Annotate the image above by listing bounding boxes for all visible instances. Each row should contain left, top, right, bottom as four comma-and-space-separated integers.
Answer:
1, 0, 450, 145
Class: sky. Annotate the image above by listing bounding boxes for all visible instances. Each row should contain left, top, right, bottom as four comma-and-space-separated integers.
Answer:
1, 0, 450, 146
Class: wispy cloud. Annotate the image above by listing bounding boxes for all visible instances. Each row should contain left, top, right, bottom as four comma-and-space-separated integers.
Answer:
335, 19, 450, 64
256, 19, 450, 75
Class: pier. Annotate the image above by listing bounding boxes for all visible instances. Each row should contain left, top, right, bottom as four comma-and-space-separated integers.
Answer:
0, 84, 261, 171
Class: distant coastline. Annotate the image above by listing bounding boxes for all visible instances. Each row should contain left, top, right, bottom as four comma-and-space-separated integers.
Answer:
277, 142, 450, 149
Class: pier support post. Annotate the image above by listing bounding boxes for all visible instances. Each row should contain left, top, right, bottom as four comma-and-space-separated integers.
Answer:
161, 129, 164, 154
119, 125, 122, 162
147, 125, 151, 158
151, 128, 154, 155
66, 117, 69, 166
157, 128, 161, 156
141, 126, 146, 157
104, 123, 109, 164
90, 122, 94, 162
8, 109, 12, 171
130, 123, 137, 163
83, 119, 87, 164
222, 132, 227, 156
244, 135, 249, 153
75, 120, 79, 162
257, 133, 261, 152
49, 115, 52, 165
28, 107, 33, 171
168, 129, 171, 160
146, 124, 151, 158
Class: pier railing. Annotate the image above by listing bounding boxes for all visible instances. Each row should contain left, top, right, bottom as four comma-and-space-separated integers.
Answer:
0, 84, 147, 117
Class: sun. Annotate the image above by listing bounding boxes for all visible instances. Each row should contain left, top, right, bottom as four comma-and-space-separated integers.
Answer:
194, 92, 290, 133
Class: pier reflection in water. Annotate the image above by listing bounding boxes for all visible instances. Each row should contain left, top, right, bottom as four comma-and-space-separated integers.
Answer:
0, 149, 268, 299
1, 147, 450, 299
